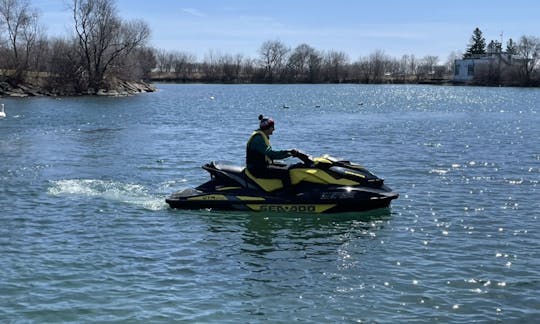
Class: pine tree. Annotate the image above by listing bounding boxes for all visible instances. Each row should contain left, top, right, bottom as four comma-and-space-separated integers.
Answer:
464, 28, 486, 58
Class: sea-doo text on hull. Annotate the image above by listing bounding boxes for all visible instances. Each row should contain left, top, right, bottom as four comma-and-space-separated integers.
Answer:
166, 153, 398, 213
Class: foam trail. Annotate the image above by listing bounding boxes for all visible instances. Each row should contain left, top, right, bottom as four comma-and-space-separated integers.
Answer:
48, 179, 167, 211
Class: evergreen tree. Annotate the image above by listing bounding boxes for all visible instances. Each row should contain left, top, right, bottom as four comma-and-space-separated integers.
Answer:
506, 38, 518, 54
464, 27, 486, 58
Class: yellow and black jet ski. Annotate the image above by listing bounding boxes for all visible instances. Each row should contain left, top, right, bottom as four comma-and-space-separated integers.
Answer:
166, 153, 398, 213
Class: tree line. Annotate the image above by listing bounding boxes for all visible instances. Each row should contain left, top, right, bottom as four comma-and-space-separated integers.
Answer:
153, 43, 451, 84
2, 0, 540, 94
153, 28, 540, 86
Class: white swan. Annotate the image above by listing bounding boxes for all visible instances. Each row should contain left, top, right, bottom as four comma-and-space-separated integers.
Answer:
0, 104, 5, 118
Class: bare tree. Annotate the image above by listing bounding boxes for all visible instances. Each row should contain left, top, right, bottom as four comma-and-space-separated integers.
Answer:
322, 50, 348, 82
241, 57, 257, 82
517, 35, 540, 85
396, 55, 409, 80
0, 0, 41, 78
445, 51, 460, 74
113, 46, 155, 81
154, 48, 170, 73
351, 57, 371, 83
287, 43, 321, 82
220, 53, 243, 82
369, 50, 390, 83
421, 56, 439, 73
259, 40, 289, 82
415, 55, 439, 81
401, 54, 419, 80
71, 0, 150, 91
202, 49, 223, 81
171, 51, 196, 81
44, 37, 86, 94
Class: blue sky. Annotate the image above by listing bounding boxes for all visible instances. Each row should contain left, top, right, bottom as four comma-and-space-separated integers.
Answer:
33, 0, 540, 63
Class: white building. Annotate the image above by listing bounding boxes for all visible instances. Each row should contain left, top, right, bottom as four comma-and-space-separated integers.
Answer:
453, 42, 522, 83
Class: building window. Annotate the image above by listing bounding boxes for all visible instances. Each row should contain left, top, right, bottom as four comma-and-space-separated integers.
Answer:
467, 64, 474, 76
454, 64, 460, 75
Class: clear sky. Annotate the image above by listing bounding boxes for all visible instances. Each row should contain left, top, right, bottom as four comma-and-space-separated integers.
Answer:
33, 0, 540, 63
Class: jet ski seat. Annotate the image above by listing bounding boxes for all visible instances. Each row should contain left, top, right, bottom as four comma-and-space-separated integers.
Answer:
211, 162, 244, 174
205, 162, 284, 192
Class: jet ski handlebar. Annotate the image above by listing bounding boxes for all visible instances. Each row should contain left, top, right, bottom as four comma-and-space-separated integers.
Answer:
293, 151, 314, 166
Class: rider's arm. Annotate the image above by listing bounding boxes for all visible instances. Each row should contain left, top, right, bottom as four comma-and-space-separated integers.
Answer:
251, 135, 291, 160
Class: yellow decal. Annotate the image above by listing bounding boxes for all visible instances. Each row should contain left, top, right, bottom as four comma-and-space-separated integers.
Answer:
344, 171, 366, 178
187, 194, 227, 201
246, 204, 336, 213
236, 196, 266, 201
290, 168, 358, 185
245, 169, 283, 192
216, 186, 242, 191
313, 157, 332, 165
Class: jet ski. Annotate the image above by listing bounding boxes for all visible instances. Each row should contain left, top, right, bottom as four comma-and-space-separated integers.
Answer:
166, 153, 398, 213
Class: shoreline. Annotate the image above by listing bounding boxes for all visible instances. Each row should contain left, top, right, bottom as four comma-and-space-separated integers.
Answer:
0, 79, 157, 98
2, 77, 535, 98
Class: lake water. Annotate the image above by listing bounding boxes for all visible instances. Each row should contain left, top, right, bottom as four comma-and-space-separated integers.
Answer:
1, 84, 539, 322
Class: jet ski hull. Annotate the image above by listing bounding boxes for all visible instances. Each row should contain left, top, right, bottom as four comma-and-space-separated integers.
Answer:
165, 184, 398, 213
166, 155, 398, 213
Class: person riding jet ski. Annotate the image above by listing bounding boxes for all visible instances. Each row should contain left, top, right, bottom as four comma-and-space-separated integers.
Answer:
246, 115, 300, 186
165, 114, 398, 212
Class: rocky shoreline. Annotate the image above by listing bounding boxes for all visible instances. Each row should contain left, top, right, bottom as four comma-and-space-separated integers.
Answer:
0, 79, 157, 97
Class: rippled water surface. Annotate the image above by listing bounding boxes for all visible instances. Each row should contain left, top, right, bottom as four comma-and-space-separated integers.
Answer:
1, 84, 539, 322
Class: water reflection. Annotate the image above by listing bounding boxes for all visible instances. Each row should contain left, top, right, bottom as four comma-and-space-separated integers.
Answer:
192, 208, 394, 315
201, 208, 392, 254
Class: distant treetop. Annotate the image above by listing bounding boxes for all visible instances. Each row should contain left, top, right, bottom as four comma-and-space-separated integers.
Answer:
464, 27, 487, 58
